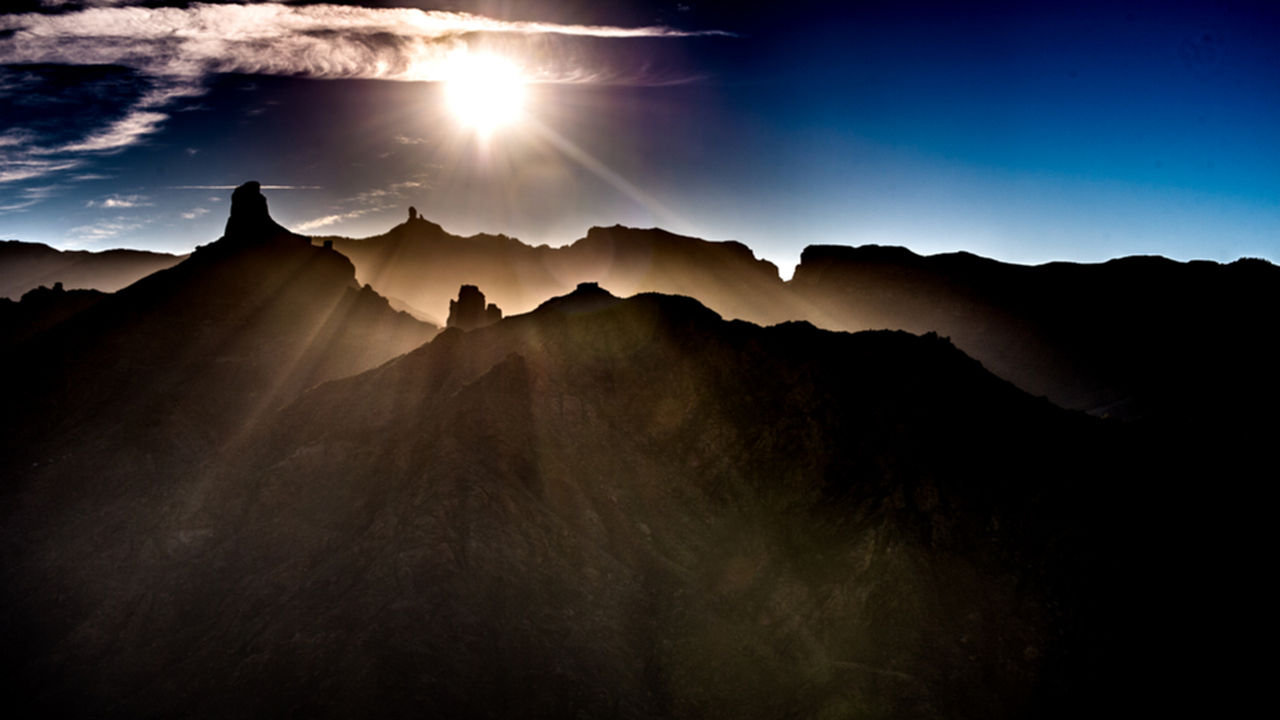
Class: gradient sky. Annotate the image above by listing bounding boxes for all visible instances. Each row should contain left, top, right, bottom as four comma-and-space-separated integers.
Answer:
2, 0, 1278, 275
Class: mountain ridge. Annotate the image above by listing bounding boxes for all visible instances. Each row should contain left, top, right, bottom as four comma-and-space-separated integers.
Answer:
310, 211, 1278, 421
0, 239, 185, 299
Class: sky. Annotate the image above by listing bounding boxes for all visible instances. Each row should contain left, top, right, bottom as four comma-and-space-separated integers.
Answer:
2, 0, 1278, 275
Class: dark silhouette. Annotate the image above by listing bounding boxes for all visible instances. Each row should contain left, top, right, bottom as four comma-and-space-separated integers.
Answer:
446, 284, 503, 330
314, 214, 1277, 426
2, 281, 1128, 719
789, 244, 1279, 421
1, 181, 436, 498
0, 281, 106, 345
313, 218, 792, 328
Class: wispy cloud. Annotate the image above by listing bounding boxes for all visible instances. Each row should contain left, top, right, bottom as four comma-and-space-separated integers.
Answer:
181, 207, 210, 220
0, 4, 726, 83
0, 185, 63, 214
0, 3, 724, 188
66, 217, 146, 244
87, 193, 152, 209
0, 158, 84, 184
294, 178, 428, 233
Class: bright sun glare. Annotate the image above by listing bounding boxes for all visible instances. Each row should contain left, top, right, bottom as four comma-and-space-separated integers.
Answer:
444, 54, 527, 135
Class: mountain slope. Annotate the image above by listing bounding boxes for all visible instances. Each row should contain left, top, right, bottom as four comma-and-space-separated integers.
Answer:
3, 283, 1125, 719
0, 239, 183, 299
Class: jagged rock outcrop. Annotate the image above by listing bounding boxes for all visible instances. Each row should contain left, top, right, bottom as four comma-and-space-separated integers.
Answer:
446, 284, 502, 330
221, 180, 295, 243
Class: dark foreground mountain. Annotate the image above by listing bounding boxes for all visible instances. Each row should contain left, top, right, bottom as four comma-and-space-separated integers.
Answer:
0, 239, 183, 299
4, 274, 1155, 718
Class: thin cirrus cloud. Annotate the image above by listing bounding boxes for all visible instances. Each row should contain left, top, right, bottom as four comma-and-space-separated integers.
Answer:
294, 179, 428, 232
86, 193, 152, 209
0, 2, 726, 188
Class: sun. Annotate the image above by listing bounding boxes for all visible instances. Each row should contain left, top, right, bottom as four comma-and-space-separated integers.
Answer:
443, 54, 527, 135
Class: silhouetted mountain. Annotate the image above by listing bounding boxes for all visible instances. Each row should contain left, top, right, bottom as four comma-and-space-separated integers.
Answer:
790, 245, 1280, 419
0, 181, 436, 485
0, 239, 183, 299
3, 280, 1143, 718
316, 214, 1277, 424
314, 215, 793, 325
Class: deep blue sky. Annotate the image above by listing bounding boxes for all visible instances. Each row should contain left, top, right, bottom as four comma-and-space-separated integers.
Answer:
2, 1, 1278, 274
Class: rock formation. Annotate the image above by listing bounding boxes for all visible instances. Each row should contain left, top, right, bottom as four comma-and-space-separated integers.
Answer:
222, 181, 294, 243
446, 284, 502, 330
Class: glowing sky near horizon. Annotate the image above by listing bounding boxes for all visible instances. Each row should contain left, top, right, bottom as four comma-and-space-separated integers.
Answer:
1, 0, 1279, 273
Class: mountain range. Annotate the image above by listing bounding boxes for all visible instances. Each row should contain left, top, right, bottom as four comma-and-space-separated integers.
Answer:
0, 239, 183, 300
1, 183, 1271, 717
313, 210, 1277, 422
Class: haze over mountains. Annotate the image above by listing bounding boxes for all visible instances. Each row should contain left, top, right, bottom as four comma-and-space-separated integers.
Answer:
0, 240, 183, 300
12, 199, 1274, 423
315, 209, 1278, 421
1, 183, 1271, 717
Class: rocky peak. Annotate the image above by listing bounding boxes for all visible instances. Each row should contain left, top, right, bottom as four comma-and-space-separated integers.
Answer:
446, 284, 503, 330
222, 181, 292, 242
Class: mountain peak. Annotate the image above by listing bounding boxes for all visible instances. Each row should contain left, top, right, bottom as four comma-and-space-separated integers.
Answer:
222, 180, 293, 243
533, 281, 622, 315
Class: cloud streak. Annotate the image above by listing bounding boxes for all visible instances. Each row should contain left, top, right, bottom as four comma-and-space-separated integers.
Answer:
294, 178, 427, 233
87, 193, 151, 208
0, 3, 723, 186
0, 4, 725, 83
